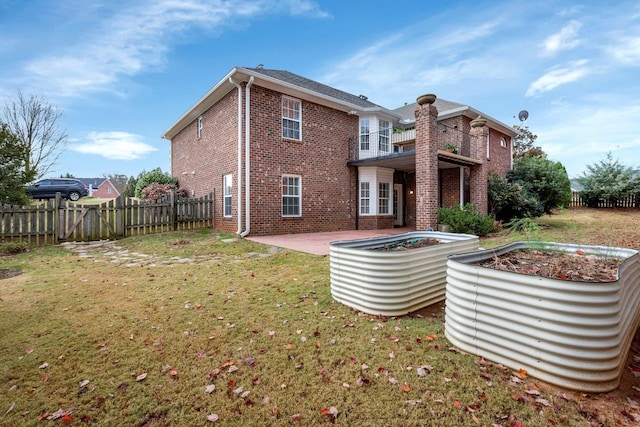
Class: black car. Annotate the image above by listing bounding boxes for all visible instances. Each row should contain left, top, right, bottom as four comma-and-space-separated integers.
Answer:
26, 178, 89, 201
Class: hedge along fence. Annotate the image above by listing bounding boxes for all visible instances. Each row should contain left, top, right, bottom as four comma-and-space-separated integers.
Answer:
1, 191, 214, 245
570, 190, 639, 208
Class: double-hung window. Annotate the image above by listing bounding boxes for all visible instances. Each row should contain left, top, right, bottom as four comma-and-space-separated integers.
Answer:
360, 182, 370, 214
360, 119, 370, 151
378, 119, 390, 152
197, 116, 203, 138
282, 97, 301, 140
223, 174, 232, 217
282, 175, 301, 217
378, 182, 390, 214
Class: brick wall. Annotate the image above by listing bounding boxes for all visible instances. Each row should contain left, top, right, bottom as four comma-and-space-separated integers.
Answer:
440, 168, 461, 208
171, 83, 358, 236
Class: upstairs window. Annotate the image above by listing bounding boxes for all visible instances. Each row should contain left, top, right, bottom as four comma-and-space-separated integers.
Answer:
360, 119, 370, 151
282, 175, 301, 217
197, 116, 203, 138
282, 97, 301, 140
223, 174, 232, 217
378, 119, 390, 152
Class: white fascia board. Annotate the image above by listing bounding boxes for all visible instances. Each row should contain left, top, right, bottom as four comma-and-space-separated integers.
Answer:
438, 106, 517, 137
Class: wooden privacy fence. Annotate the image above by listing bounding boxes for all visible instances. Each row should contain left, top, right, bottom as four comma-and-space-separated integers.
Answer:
1, 191, 214, 245
571, 190, 638, 208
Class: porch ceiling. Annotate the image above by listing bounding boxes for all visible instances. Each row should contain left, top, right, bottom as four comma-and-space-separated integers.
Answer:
347, 150, 483, 172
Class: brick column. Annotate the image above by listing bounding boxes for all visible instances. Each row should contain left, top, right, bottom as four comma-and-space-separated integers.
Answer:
414, 94, 439, 230
469, 118, 489, 215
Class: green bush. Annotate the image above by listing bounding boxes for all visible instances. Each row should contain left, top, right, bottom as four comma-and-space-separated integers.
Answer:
577, 153, 639, 208
134, 168, 177, 198
437, 203, 495, 236
507, 156, 571, 214
0, 240, 30, 255
488, 172, 544, 222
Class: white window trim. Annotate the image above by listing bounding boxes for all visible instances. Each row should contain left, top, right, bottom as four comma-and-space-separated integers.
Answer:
223, 174, 232, 217
282, 96, 302, 141
359, 166, 393, 216
282, 174, 302, 217
360, 118, 370, 151
360, 181, 370, 214
378, 119, 390, 153
197, 116, 203, 138
378, 182, 391, 214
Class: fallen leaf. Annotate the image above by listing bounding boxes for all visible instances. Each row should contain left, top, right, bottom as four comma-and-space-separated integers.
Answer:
454, 401, 462, 409
400, 384, 411, 392
60, 415, 73, 424
207, 413, 219, 422
39, 362, 49, 369
5, 402, 15, 415
205, 385, 215, 393
518, 368, 528, 379
136, 373, 147, 381
41, 373, 50, 382
26, 348, 34, 354
79, 380, 90, 388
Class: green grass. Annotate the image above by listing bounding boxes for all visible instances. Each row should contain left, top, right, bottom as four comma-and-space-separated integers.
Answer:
1, 208, 638, 426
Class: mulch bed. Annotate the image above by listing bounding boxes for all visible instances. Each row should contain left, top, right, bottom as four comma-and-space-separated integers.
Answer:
477, 249, 622, 282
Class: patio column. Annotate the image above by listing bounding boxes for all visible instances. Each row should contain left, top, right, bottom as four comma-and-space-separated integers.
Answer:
414, 94, 439, 230
469, 118, 489, 215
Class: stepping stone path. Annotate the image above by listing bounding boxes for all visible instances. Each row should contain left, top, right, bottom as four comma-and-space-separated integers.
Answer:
60, 240, 275, 268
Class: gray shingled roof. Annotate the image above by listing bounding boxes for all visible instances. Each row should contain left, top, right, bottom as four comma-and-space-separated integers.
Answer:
243, 67, 382, 109
392, 98, 467, 121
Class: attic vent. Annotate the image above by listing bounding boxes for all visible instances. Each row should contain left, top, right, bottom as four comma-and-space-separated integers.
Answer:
358, 95, 368, 100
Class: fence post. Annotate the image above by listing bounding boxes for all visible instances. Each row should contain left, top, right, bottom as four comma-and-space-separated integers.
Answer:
54, 193, 62, 244
170, 189, 177, 231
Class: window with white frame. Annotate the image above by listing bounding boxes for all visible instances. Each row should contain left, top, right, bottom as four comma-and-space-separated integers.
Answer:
360, 182, 370, 214
500, 138, 507, 147
282, 97, 301, 140
360, 119, 370, 151
223, 174, 232, 217
282, 175, 301, 216
197, 116, 203, 138
106, 186, 112, 194
378, 182, 390, 214
378, 120, 390, 152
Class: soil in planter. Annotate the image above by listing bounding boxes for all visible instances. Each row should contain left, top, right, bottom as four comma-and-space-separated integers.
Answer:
371, 238, 441, 251
476, 249, 623, 282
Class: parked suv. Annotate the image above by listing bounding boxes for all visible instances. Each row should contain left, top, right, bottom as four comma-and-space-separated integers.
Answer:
26, 178, 89, 201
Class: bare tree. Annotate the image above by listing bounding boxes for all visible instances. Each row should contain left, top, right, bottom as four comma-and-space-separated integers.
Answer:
1, 90, 68, 179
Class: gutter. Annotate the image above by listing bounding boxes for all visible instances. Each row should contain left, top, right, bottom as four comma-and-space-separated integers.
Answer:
240, 76, 254, 237
229, 77, 243, 235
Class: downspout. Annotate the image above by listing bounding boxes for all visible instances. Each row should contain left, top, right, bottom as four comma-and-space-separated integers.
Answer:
240, 76, 254, 237
229, 77, 243, 235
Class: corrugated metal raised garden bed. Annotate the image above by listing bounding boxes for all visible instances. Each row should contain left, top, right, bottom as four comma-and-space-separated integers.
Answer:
445, 241, 640, 392
329, 231, 479, 316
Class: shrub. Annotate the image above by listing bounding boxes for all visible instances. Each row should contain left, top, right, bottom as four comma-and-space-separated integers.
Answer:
488, 172, 544, 222
437, 203, 495, 236
141, 183, 174, 201
134, 168, 178, 198
507, 156, 571, 214
577, 153, 638, 208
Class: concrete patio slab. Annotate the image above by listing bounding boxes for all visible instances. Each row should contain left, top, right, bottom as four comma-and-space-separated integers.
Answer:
247, 228, 414, 256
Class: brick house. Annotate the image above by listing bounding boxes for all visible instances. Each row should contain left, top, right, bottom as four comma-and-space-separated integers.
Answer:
77, 178, 120, 199
163, 67, 515, 236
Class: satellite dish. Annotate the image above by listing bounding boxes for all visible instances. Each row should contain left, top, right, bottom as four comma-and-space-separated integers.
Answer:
518, 110, 529, 122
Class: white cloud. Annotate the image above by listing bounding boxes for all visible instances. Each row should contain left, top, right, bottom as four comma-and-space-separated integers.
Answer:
71, 131, 157, 160
21, 0, 329, 98
541, 20, 582, 56
525, 60, 589, 97
608, 35, 640, 64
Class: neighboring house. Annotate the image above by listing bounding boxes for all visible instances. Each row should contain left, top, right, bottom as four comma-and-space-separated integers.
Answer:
77, 178, 120, 199
163, 66, 516, 237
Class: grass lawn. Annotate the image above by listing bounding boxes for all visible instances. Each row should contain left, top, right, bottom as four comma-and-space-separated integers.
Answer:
1, 208, 639, 426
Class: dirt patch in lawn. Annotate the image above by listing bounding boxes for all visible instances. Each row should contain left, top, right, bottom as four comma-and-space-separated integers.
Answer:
0, 269, 22, 280
476, 249, 622, 282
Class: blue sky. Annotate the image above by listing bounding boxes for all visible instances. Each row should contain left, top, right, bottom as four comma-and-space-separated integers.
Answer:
1, 0, 639, 180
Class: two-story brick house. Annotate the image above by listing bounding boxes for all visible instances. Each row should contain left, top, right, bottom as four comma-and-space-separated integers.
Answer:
163, 66, 516, 236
